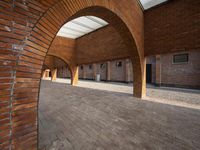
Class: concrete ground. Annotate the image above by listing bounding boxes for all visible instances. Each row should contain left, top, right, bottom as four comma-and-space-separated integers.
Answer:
39, 79, 200, 150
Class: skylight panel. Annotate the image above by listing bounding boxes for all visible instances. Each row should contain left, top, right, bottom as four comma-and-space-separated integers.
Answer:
58, 28, 84, 36
57, 32, 78, 39
63, 22, 93, 33
72, 17, 102, 29
86, 16, 108, 26
140, 0, 168, 10
57, 16, 109, 39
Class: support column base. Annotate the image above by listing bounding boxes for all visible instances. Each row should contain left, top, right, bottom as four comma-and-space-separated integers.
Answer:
71, 65, 79, 86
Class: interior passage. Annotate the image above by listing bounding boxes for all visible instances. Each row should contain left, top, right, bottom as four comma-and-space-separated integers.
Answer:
39, 80, 200, 150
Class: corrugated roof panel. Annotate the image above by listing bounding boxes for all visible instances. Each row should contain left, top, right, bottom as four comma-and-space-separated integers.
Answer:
140, 0, 168, 10
57, 16, 108, 39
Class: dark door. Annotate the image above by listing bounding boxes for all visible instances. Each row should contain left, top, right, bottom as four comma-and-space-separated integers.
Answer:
49, 71, 52, 77
146, 64, 152, 83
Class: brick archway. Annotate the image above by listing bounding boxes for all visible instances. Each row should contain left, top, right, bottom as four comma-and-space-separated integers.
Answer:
43, 54, 77, 85
0, 0, 145, 149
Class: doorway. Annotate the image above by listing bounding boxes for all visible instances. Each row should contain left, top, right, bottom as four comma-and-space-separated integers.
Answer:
146, 64, 152, 83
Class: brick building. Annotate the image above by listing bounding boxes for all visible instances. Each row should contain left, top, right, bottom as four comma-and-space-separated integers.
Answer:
1, 0, 200, 149
57, 50, 200, 89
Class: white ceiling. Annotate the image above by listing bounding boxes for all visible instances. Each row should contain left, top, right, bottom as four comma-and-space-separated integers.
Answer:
140, 0, 168, 10
57, 16, 108, 39
57, 1, 168, 39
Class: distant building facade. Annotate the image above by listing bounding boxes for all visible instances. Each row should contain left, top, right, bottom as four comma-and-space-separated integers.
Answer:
57, 51, 200, 89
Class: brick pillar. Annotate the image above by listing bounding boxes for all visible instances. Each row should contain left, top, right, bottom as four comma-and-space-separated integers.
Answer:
125, 59, 131, 83
42, 70, 46, 79
61, 67, 64, 77
65, 66, 68, 78
155, 55, 162, 86
51, 69, 57, 81
46, 69, 50, 77
71, 65, 79, 86
93, 63, 97, 80
132, 57, 146, 98
83, 65, 86, 79
107, 61, 111, 81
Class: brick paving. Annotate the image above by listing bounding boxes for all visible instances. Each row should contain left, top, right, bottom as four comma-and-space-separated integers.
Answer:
49, 78, 200, 107
39, 80, 200, 150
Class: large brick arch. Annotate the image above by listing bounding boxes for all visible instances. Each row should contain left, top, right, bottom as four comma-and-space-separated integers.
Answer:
44, 55, 70, 70
45, 54, 71, 68
43, 54, 76, 85
0, 0, 145, 149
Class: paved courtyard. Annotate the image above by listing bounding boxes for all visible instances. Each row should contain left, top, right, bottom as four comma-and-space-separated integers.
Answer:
39, 79, 200, 150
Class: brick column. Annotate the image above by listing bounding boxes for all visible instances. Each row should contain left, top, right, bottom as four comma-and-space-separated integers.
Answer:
155, 55, 162, 86
107, 61, 111, 81
61, 68, 63, 78
51, 69, 57, 81
93, 63, 97, 80
42, 70, 46, 79
46, 69, 50, 77
132, 57, 146, 98
71, 65, 79, 86
125, 59, 131, 83
83, 65, 86, 79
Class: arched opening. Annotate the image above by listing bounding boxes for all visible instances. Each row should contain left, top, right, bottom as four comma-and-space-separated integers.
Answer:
41, 64, 51, 80
42, 55, 72, 84
43, 5, 145, 97
1, 1, 200, 150
57, 65, 72, 84
70, 7, 145, 98
38, 11, 143, 148
0, 1, 145, 149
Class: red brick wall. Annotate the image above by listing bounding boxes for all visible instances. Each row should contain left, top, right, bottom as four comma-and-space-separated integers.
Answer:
76, 58, 156, 83
130, 62, 134, 82
79, 63, 108, 81
57, 67, 71, 78
144, 0, 200, 56
77, 59, 133, 83
75, 51, 200, 88
84, 65, 94, 80
75, 25, 131, 64
110, 60, 126, 82
0, 0, 144, 148
96, 63, 107, 81
160, 50, 200, 88
78, 65, 95, 80
146, 56, 156, 84
79, 66, 84, 79
48, 36, 76, 65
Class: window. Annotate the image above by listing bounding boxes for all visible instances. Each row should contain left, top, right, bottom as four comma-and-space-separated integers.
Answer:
89, 65, 92, 69
116, 61, 122, 67
80, 65, 83, 70
173, 53, 189, 64
100, 63, 105, 69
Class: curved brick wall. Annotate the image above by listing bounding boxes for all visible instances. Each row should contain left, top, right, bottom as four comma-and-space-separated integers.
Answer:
0, 0, 144, 149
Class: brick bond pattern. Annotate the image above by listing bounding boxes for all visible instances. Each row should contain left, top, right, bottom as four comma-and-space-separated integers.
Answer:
144, 0, 200, 56
0, 0, 144, 149
0, 0, 200, 149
